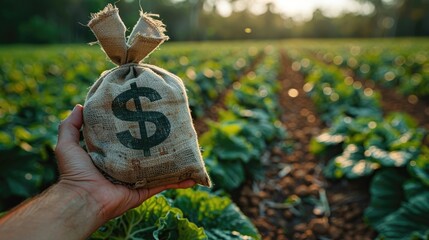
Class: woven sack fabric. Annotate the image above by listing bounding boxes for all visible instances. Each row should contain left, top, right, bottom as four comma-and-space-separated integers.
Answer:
83, 4, 211, 188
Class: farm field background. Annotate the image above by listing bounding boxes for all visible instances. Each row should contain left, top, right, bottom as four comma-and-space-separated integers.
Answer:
1, 38, 429, 239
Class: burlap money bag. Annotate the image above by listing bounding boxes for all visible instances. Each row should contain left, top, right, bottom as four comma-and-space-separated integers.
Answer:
82, 4, 211, 189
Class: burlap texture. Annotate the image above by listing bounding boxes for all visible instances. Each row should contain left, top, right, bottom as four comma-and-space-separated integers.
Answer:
83, 4, 211, 188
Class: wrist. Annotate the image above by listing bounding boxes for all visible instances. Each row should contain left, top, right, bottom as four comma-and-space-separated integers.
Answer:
0, 182, 106, 240
55, 180, 106, 231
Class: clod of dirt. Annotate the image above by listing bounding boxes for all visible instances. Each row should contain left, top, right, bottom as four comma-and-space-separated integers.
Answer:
308, 184, 320, 195
292, 169, 307, 180
310, 217, 329, 235
329, 225, 343, 239
295, 184, 310, 196
293, 223, 308, 233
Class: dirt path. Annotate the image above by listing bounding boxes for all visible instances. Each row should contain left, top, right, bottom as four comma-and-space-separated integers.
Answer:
235, 52, 377, 239
192, 49, 385, 239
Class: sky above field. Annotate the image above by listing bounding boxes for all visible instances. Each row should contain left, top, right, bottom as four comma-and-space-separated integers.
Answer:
215, 0, 373, 21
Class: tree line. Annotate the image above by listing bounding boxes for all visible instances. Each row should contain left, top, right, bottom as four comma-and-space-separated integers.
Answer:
1, 0, 428, 44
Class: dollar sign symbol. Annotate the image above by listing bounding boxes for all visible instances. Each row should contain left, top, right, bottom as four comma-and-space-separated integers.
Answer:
112, 82, 171, 157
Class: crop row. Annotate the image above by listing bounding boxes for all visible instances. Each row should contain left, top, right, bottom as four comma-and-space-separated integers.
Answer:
0, 44, 257, 210
0, 43, 277, 239
312, 40, 429, 99
91, 46, 287, 239
148, 43, 260, 117
0, 46, 107, 211
200, 47, 287, 192
287, 50, 429, 239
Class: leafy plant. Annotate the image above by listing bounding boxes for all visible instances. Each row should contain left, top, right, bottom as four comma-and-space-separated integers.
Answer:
200, 52, 288, 191
91, 188, 260, 240
312, 113, 425, 179
307, 42, 429, 98
408, 146, 429, 187
375, 193, 429, 240
200, 114, 282, 190
294, 45, 429, 239
90, 195, 206, 240
363, 141, 429, 240
0, 44, 263, 213
364, 168, 408, 227
0, 121, 58, 211
304, 63, 382, 122
167, 189, 260, 239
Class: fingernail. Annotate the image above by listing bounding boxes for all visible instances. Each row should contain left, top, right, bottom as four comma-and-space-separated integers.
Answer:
73, 104, 82, 111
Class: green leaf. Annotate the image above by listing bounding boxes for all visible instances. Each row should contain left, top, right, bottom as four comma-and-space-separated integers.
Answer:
376, 192, 429, 240
315, 131, 345, 145
309, 137, 327, 155
208, 160, 245, 191
390, 130, 425, 151
221, 122, 242, 136
205, 121, 253, 163
364, 146, 412, 167
0, 147, 45, 198
364, 168, 408, 228
206, 228, 255, 239
214, 133, 252, 162
203, 204, 259, 239
154, 209, 207, 240
403, 180, 429, 201
409, 230, 429, 240
170, 189, 260, 239
324, 144, 379, 179
408, 146, 429, 187
386, 112, 418, 131
90, 195, 206, 240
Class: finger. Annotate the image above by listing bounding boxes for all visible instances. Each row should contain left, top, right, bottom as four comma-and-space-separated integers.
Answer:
130, 180, 196, 208
55, 105, 89, 173
57, 104, 83, 147
146, 180, 196, 198
174, 179, 196, 189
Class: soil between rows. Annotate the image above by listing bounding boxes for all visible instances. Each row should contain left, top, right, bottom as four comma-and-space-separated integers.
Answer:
231, 52, 376, 240
193, 49, 429, 239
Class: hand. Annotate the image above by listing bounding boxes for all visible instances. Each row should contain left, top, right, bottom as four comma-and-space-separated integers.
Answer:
55, 104, 195, 221
0, 104, 194, 240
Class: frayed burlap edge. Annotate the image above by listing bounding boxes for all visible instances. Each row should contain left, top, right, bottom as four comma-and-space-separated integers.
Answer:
88, 4, 118, 28
88, 4, 169, 65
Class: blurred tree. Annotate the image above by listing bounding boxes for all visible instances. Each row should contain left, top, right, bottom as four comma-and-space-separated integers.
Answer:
355, 0, 397, 37
395, 0, 429, 36
0, 0, 106, 43
303, 9, 338, 38
334, 13, 373, 38
0, 0, 428, 43
355, 0, 429, 36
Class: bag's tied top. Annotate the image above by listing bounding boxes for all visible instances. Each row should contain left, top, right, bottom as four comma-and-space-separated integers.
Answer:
88, 4, 169, 65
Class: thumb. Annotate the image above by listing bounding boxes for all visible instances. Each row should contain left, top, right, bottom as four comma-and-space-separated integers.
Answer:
56, 104, 87, 174
55, 104, 83, 158
56, 104, 83, 151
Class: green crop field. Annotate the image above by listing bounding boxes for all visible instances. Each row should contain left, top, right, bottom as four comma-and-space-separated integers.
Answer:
1, 39, 429, 239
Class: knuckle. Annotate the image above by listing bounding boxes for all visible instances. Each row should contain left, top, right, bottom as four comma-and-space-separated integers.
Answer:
55, 142, 64, 155
58, 119, 67, 131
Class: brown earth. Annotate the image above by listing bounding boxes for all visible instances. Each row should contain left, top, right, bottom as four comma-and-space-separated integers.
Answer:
194, 49, 429, 239
233, 52, 377, 239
